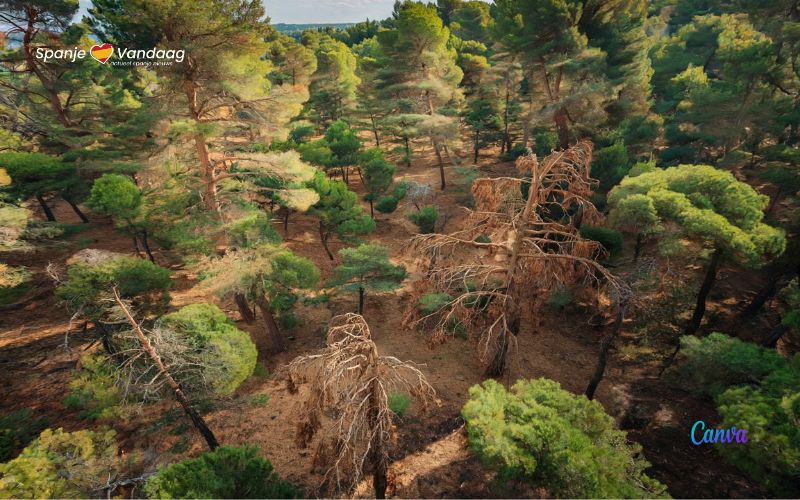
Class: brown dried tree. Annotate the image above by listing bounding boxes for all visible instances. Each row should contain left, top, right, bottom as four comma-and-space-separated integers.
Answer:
406, 140, 620, 375
284, 314, 437, 498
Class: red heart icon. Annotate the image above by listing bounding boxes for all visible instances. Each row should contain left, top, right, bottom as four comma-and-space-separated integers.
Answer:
90, 43, 114, 64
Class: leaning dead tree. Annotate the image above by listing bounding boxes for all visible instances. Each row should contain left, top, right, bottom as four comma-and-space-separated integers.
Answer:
284, 314, 438, 498
406, 140, 621, 375
111, 288, 220, 450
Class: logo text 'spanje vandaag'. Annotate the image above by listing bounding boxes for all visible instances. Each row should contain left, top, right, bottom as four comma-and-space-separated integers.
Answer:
35, 43, 185, 66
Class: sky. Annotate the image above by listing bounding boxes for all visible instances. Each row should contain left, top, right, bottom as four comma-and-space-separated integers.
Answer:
77, 0, 492, 25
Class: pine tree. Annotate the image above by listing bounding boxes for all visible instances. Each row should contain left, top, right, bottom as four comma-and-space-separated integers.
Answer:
329, 244, 406, 314
308, 172, 375, 260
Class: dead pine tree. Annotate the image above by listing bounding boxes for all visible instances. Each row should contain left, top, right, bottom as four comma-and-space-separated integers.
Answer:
284, 313, 438, 499
406, 140, 620, 376
112, 287, 220, 451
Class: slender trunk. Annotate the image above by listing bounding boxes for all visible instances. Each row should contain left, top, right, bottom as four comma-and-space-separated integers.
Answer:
113, 288, 219, 450
35, 193, 56, 222
660, 247, 724, 376
358, 286, 365, 315
283, 208, 290, 235
319, 222, 335, 260
762, 324, 788, 348
503, 85, 511, 153
473, 129, 480, 163
256, 294, 284, 353
184, 79, 220, 214
685, 247, 724, 337
522, 69, 535, 149
369, 200, 374, 219
371, 116, 380, 147
585, 300, 627, 400
740, 264, 796, 318
634, 233, 644, 262
485, 317, 516, 377
140, 229, 156, 263
433, 139, 446, 190
368, 377, 388, 499
235, 293, 256, 323
403, 136, 411, 167
554, 107, 570, 150
21, 7, 73, 127
132, 234, 144, 258
65, 199, 89, 223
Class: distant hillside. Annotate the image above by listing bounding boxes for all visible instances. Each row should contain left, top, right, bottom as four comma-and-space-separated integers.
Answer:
274, 23, 354, 36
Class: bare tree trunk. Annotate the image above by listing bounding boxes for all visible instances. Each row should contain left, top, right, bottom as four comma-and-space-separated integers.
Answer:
184, 79, 220, 213
65, 199, 89, 223
369, 200, 375, 219
256, 294, 285, 353
113, 288, 219, 451
685, 247, 724, 337
235, 293, 256, 323
35, 193, 56, 222
368, 377, 388, 499
319, 222, 335, 260
371, 116, 380, 147
140, 229, 156, 263
762, 324, 788, 348
585, 300, 627, 400
634, 233, 644, 262
358, 286, 365, 315
433, 139, 446, 190
661, 247, 724, 376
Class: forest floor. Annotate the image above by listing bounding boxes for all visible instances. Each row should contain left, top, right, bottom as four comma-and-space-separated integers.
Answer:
0, 144, 774, 498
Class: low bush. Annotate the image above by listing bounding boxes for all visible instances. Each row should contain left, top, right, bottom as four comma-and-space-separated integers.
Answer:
462, 378, 666, 498
580, 225, 624, 258
144, 446, 301, 499
408, 205, 438, 234
0, 428, 119, 498
0, 409, 48, 462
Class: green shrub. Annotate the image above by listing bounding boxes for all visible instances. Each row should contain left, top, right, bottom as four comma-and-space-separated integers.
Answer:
0, 428, 119, 499
159, 304, 257, 396
591, 142, 630, 192
0, 409, 48, 462
546, 286, 572, 310
64, 354, 125, 420
144, 446, 302, 499
501, 144, 530, 161
288, 124, 315, 144
534, 131, 558, 157
580, 225, 624, 257
462, 379, 666, 498
375, 196, 399, 213
249, 394, 271, 407
388, 392, 411, 418
407, 205, 438, 234
674, 333, 786, 397
87, 174, 141, 221
418, 292, 453, 315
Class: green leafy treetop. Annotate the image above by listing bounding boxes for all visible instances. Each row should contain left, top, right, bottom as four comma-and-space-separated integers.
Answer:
87, 174, 141, 223
308, 172, 375, 260
145, 445, 302, 499
157, 304, 257, 395
608, 164, 785, 337
608, 164, 785, 263
462, 378, 668, 498
329, 244, 407, 314
0, 152, 78, 222
360, 147, 396, 217
0, 427, 119, 499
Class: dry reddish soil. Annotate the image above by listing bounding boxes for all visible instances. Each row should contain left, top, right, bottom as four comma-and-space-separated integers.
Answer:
0, 145, 769, 498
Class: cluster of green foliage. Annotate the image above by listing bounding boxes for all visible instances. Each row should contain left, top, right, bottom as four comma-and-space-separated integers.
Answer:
145, 446, 302, 499
329, 244, 406, 313
408, 206, 439, 234
462, 379, 667, 498
158, 304, 257, 396
0, 409, 48, 462
579, 226, 624, 258
0, 428, 119, 498
675, 334, 800, 495
55, 257, 172, 319
64, 354, 126, 420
